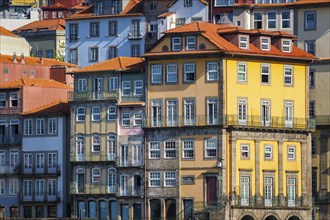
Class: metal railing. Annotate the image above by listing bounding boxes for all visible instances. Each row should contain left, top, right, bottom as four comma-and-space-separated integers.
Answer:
19, 191, 61, 203
68, 91, 118, 101
21, 165, 61, 175
233, 195, 305, 208
70, 185, 143, 196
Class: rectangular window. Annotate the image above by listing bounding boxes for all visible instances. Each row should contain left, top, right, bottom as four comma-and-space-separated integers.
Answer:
131, 45, 140, 57
184, 0, 192, 7
215, 0, 235, 6
288, 146, 295, 160
91, 107, 101, 121
47, 179, 56, 196
186, 36, 196, 50
254, 13, 262, 29
107, 106, 116, 121
0, 178, 5, 195
48, 118, 57, 135
133, 112, 143, 126
23, 180, 32, 196
311, 138, 316, 155
284, 101, 294, 128
48, 153, 57, 168
164, 172, 176, 187
90, 47, 99, 62
122, 81, 131, 96
0, 151, 5, 173
240, 176, 249, 206
267, 12, 276, 29
166, 64, 178, 83
241, 144, 249, 159
149, 172, 160, 187
36, 153, 44, 169
24, 153, 33, 169
69, 48, 78, 64
164, 141, 176, 158
35, 179, 44, 196
264, 177, 273, 206
309, 69, 315, 88
109, 21, 118, 35
90, 22, 99, 37
207, 62, 218, 81
121, 113, 131, 126
205, 139, 217, 158
281, 12, 290, 28
309, 101, 315, 118
109, 77, 118, 90
239, 36, 248, 49
284, 66, 293, 85
10, 92, 18, 107
69, 24, 78, 42
305, 11, 316, 30
261, 65, 270, 84
24, 119, 33, 135
184, 99, 195, 125
95, 0, 104, 15
151, 64, 162, 84
9, 178, 19, 195
151, 100, 162, 127
109, 46, 117, 59
261, 37, 270, 51
131, 20, 141, 38
305, 41, 315, 55
182, 176, 195, 184
287, 178, 296, 206
238, 99, 247, 125
36, 119, 45, 135
184, 63, 196, 82
237, 63, 247, 82
134, 80, 143, 96
0, 93, 5, 108
172, 37, 182, 51
282, 39, 291, 52
77, 79, 87, 92
166, 99, 177, 126
175, 18, 185, 27
207, 98, 218, 125
182, 140, 194, 159
112, 0, 121, 14
264, 145, 272, 159
149, 142, 161, 159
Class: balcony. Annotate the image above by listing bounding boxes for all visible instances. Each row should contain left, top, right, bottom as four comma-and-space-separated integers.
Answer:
19, 191, 61, 203
70, 153, 117, 162
0, 164, 22, 175
22, 165, 61, 176
67, 90, 118, 101
0, 134, 21, 146
70, 184, 143, 197
119, 186, 143, 197
233, 196, 306, 208
143, 114, 314, 130
119, 158, 143, 167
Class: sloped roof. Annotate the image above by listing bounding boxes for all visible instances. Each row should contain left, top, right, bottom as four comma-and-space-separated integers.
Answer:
233, 0, 330, 7
73, 57, 144, 73
0, 54, 76, 67
14, 19, 65, 33
158, 12, 176, 18
0, 78, 72, 89
41, 3, 67, 9
21, 99, 69, 115
0, 26, 18, 37
168, 0, 208, 7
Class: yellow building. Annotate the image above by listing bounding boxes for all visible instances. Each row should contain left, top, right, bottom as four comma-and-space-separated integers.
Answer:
144, 22, 315, 220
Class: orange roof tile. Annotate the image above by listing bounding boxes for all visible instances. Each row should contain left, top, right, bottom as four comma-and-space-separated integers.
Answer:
21, 99, 70, 115
0, 54, 76, 67
0, 78, 72, 89
0, 26, 18, 37
73, 57, 144, 73
233, 0, 330, 7
158, 12, 176, 18
168, 0, 208, 7
14, 19, 65, 33
41, 3, 67, 9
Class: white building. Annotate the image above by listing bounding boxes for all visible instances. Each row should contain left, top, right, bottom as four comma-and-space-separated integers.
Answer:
0, 26, 31, 56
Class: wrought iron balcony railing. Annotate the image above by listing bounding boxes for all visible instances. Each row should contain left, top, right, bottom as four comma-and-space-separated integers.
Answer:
70, 184, 143, 196
233, 195, 305, 208
19, 190, 61, 203
68, 90, 118, 101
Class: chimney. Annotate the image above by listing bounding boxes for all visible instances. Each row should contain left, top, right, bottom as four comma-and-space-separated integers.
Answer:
39, 57, 43, 64
21, 53, 25, 64
13, 52, 17, 63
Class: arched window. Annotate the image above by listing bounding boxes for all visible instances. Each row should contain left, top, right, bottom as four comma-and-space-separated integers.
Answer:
107, 168, 116, 193
92, 136, 101, 152
76, 107, 85, 121
92, 167, 101, 183
99, 200, 107, 220
88, 200, 96, 218
76, 136, 85, 161
107, 106, 116, 121
91, 106, 101, 121
107, 135, 116, 161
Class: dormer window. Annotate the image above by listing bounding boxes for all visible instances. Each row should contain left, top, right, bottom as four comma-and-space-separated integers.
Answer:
282, 39, 291, 52
239, 35, 249, 49
112, 0, 121, 14
172, 37, 182, 51
186, 36, 196, 50
261, 37, 270, 51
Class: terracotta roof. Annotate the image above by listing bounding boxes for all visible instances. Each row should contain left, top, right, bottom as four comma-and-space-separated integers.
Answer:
0, 78, 72, 89
168, 0, 208, 7
0, 54, 76, 67
21, 99, 70, 115
233, 0, 330, 7
158, 12, 176, 18
0, 26, 18, 37
14, 19, 65, 33
73, 57, 144, 73
146, 22, 315, 61
70, 5, 89, 10
41, 3, 67, 9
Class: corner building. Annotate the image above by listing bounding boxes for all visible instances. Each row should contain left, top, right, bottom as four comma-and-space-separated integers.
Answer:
143, 22, 315, 220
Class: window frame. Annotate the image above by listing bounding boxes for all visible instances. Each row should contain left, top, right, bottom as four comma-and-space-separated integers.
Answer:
186, 36, 196, 50
24, 119, 33, 136
205, 138, 217, 159
48, 118, 57, 135
122, 81, 131, 96
253, 12, 263, 29
107, 106, 116, 121
164, 171, 176, 187
89, 47, 99, 62
134, 80, 143, 96
264, 145, 273, 160
91, 106, 101, 122
239, 35, 249, 49
0, 93, 5, 108
261, 37, 270, 51
237, 63, 247, 82
267, 12, 276, 29
92, 167, 101, 183
36, 118, 45, 135
108, 21, 118, 36
76, 107, 85, 122
281, 11, 291, 29
206, 62, 218, 81
287, 146, 296, 160
149, 172, 161, 187
164, 141, 176, 159
109, 77, 118, 91
90, 22, 100, 37
149, 142, 161, 159
121, 113, 131, 127
108, 46, 117, 59
305, 40, 315, 55
241, 144, 250, 159
261, 64, 271, 84
10, 92, 18, 107
183, 63, 196, 83
166, 63, 178, 83
172, 37, 182, 51
304, 11, 316, 31
182, 139, 194, 159
151, 64, 162, 84
282, 39, 291, 53
77, 78, 87, 92
284, 66, 293, 86
91, 136, 101, 152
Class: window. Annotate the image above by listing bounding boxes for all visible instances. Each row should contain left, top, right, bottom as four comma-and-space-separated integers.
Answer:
48, 118, 57, 135
78, 79, 87, 92
131, 45, 140, 57
282, 39, 291, 52
92, 106, 101, 121
69, 48, 78, 64
133, 80, 143, 96
184, 63, 196, 82
172, 37, 182, 51
149, 142, 161, 159
46, 49, 53, 58
121, 113, 130, 126
241, 144, 249, 159
261, 100, 271, 126
309, 101, 315, 118
76, 107, 85, 121
164, 172, 176, 187
108, 21, 118, 35
92, 168, 101, 182
305, 11, 316, 30
182, 176, 195, 184
284, 66, 293, 85
207, 98, 218, 125
122, 81, 131, 96
309, 69, 315, 88
287, 178, 296, 206
107, 136, 116, 161
47, 179, 56, 196
305, 41, 315, 55
264, 145, 272, 159
112, 0, 121, 14
284, 101, 294, 127
264, 177, 273, 206
92, 136, 101, 152
10, 92, 18, 107
69, 24, 78, 42
281, 12, 290, 29
23, 180, 32, 196
186, 36, 196, 50
151, 100, 162, 127
184, 99, 195, 125
261, 65, 270, 84
133, 112, 143, 126
0, 93, 5, 107
0, 151, 5, 173
109, 46, 117, 59
0, 178, 5, 195
254, 13, 262, 29
35, 179, 44, 196
182, 140, 194, 159
151, 64, 162, 84
36, 153, 44, 169
90, 47, 99, 62
24, 119, 33, 135
90, 22, 99, 37
166, 64, 178, 83
131, 20, 141, 38
239, 36, 248, 49
238, 99, 247, 125
240, 176, 250, 206
107, 106, 116, 121
9, 178, 18, 195
288, 146, 295, 160
207, 62, 218, 81
149, 172, 160, 187
215, 0, 235, 6
237, 63, 247, 82
261, 37, 270, 51
165, 141, 176, 158
109, 77, 118, 91
166, 99, 177, 126
205, 139, 217, 158
24, 154, 32, 169
48, 153, 57, 169
95, 0, 104, 15
267, 12, 276, 29
149, 1, 156, 11
184, 0, 192, 7
175, 18, 185, 27
36, 119, 45, 135
311, 138, 316, 155
312, 169, 317, 199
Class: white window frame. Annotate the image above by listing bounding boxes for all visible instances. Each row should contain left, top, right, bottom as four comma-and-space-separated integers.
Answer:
23, 179, 32, 196
164, 141, 176, 159
48, 118, 57, 135
261, 37, 270, 51
281, 11, 291, 29
109, 77, 118, 90
241, 144, 249, 159
149, 142, 161, 159
305, 11, 316, 30
151, 64, 162, 84
166, 99, 177, 126
238, 99, 247, 125
288, 146, 296, 160
186, 36, 196, 50
164, 171, 176, 187
35, 179, 44, 196
133, 112, 143, 126
0, 93, 5, 108
107, 106, 116, 121
239, 35, 249, 49
36, 153, 44, 169
207, 98, 218, 125
284, 66, 293, 85
172, 37, 182, 51
237, 63, 247, 82
166, 64, 178, 83
48, 153, 57, 169
184, 63, 196, 83
24, 119, 33, 135
122, 81, 131, 96
36, 118, 45, 135
253, 12, 262, 29
149, 172, 160, 187
267, 12, 276, 29
76, 107, 85, 122
47, 179, 56, 196
264, 145, 273, 160
287, 178, 296, 207
9, 178, 19, 195
10, 92, 18, 107
90, 47, 99, 62
92, 136, 101, 152
205, 139, 217, 158
77, 79, 87, 92
91, 106, 101, 121
261, 64, 270, 84
264, 177, 273, 206
240, 176, 250, 206
121, 113, 131, 127
282, 39, 291, 52
134, 80, 143, 96
207, 62, 218, 81
151, 100, 162, 127
182, 140, 194, 159
92, 167, 101, 183
184, 99, 195, 125
131, 19, 141, 38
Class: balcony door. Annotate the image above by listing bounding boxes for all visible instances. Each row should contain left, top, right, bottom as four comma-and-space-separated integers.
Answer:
93, 78, 102, 100
76, 169, 85, 193
120, 145, 128, 166
284, 102, 293, 128
261, 101, 270, 127
205, 176, 217, 206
